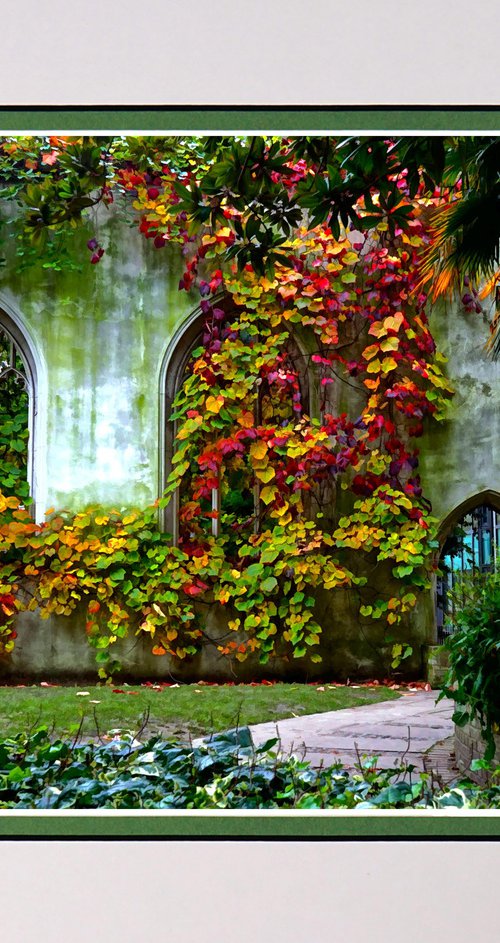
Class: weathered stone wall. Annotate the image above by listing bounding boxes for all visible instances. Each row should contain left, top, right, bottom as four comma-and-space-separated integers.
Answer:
0, 209, 196, 516
426, 645, 450, 688
418, 298, 500, 526
455, 716, 500, 784
1, 208, 499, 681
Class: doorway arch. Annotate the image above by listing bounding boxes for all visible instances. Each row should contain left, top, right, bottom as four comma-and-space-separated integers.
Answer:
435, 490, 500, 642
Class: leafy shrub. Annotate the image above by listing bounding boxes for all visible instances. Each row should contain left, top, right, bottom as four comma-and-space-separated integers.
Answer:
441, 572, 500, 761
0, 723, 494, 809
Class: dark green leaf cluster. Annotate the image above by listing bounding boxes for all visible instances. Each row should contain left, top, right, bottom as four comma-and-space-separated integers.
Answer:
440, 572, 500, 761
0, 723, 495, 809
1, 134, 499, 286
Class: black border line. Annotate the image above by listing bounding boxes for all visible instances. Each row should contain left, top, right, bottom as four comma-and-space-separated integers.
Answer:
0, 104, 499, 112
1, 835, 499, 842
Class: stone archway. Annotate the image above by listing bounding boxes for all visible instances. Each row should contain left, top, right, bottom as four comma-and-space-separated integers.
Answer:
0, 308, 38, 513
435, 490, 500, 643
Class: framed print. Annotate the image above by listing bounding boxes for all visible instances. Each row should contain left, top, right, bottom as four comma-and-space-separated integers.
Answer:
0, 108, 499, 841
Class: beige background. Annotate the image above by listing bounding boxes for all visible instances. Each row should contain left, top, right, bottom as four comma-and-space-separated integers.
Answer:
0, 839, 497, 941
2, 0, 500, 105
0, 1, 498, 938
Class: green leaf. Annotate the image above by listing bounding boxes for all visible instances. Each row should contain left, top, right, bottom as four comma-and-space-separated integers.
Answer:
260, 576, 278, 593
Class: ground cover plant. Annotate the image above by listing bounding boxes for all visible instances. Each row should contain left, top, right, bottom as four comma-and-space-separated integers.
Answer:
0, 721, 495, 809
0, 681, 401, 740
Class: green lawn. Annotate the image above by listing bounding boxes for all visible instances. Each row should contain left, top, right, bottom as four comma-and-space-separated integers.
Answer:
0, 682, 400, 740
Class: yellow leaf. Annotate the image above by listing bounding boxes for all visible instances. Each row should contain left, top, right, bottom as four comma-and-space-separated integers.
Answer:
255, 466, 275, 483
237, 410, 255, 428
260, 485, 278, 505
250, 440, 268, 461
368, 312, 404, 339
362, 344, 380, 361
342, 251, 359, 265
380, 336, 399, 353
206, 394, 224, 414
384, 312, 404, 333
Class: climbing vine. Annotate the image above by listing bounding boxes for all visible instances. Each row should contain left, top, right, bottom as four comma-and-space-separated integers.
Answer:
0, 136, 456, 675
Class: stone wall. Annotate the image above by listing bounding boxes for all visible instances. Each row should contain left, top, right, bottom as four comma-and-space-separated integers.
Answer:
418, 298, 500, 532
1, 205, 499, 680
455, 716, 500, 784
0, 208, 196, 516
426, 645, 450, 688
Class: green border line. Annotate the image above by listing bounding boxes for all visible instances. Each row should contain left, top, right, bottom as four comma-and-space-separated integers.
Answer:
0, 814, 500, 839
0, 107, 498, 132
0, 105, 499, 838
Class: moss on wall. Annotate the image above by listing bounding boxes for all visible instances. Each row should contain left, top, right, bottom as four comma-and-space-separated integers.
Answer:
1, 211, 499, 680
419, 297, 500, 524
0, 208, 196, 512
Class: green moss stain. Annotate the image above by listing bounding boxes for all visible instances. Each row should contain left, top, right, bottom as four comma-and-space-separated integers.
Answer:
0, 208, 196, 512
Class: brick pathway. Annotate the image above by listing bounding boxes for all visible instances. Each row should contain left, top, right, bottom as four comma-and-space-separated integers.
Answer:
249, 690, 459, 782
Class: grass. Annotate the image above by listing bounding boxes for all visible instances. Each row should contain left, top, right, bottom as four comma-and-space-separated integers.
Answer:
0, 682, 401, 740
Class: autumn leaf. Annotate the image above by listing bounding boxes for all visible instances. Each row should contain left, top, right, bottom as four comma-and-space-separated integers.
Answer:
206, 394, 224, 414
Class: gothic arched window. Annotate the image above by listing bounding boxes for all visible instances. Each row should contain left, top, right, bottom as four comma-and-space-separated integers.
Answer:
436, 491, 500, 642
0, 312, 37, 509
160, 303, 312, 548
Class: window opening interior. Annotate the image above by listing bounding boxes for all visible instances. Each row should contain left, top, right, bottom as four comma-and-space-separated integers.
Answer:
164, 305, 310, 552
0, 323, 31, 504
436, 503, 500, 642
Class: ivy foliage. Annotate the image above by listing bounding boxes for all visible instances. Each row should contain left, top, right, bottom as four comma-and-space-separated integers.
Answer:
1, 135, 499, 286
0, 723, 492, 809
441, 572, 500, 762
0, 330, 29, 503
0, 136, 464, 674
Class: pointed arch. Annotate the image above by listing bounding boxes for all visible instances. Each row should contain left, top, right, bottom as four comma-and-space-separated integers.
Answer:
0, 306, 40, 514
433, 489, 500, 643
0, 298, 48, 519
158, 299, 314, 541
437, 489, 500, 547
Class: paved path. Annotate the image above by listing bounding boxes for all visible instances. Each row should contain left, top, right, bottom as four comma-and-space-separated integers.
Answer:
249, 691, 458, 781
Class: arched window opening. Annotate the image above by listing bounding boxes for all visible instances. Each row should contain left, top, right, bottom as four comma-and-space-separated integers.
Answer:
436, 494, 500, 642
161, 303, 311, 550
0, 317, 34, 506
